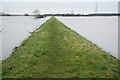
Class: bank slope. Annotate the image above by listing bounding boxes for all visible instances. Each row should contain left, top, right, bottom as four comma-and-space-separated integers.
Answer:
2, 17, 119, 78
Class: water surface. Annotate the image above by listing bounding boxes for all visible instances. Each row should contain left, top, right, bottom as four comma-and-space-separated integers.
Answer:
57, 16, 118, 58
1, 16, 118, 60
1, 16, 50, 60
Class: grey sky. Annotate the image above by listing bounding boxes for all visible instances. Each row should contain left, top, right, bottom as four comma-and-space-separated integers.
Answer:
0, 2, 118, 14
1, 0, 120, 2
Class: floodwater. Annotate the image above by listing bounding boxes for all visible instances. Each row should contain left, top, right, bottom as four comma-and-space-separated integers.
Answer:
56, 16, 118, 58
0, 16, 2, 61
0, 16, 118, 60
1, 16, 50, 60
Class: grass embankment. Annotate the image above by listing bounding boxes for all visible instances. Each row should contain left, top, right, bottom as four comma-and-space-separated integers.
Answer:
0, 61, 1, 79
2, 17, 119, 78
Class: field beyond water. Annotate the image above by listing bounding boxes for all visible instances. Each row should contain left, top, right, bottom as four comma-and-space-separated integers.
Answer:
2, 17, 119, 78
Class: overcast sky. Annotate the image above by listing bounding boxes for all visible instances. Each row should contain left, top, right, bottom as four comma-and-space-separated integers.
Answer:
1, 0, 120, 2
0, 0, 119, 14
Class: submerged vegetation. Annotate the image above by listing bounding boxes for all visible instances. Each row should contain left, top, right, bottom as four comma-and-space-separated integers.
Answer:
2, 17, 119, 78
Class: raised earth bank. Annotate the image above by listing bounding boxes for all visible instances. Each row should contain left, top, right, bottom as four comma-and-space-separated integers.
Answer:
2, 17, 119, 78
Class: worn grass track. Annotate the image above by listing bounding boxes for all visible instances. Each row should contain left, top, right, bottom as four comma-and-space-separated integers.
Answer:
2, 17, 119, 78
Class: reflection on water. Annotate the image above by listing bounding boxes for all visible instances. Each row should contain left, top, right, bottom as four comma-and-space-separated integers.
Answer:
57, 16, 118, 58
2, 16, 50, 60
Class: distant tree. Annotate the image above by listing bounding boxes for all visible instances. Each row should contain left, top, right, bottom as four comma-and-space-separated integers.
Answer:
0, 12, 6, 16
6, 13, 11, 16
0, 12, 11, 16
32, 9, 40, 16
24, 13, 30, 16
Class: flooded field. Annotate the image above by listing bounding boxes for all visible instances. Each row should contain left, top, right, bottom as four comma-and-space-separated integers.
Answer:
57, 16, 118, 58
0, 16, 118, 60
0, 32, 1, 61
1, 16, 50, 60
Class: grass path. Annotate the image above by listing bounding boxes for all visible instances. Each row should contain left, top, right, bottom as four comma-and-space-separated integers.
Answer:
2, 17, 119, 78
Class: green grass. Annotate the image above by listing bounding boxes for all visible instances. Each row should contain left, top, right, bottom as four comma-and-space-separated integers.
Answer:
2, 16, 119, 78
0, 61, 1, 79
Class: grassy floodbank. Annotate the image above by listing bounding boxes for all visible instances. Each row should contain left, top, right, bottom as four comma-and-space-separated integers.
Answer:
2, 16, 119, 78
